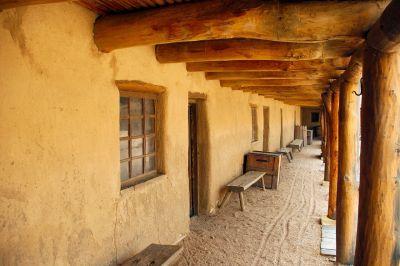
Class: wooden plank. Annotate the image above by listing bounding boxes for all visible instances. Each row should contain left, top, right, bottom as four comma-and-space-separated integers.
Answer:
226, 171, 266, 192
221, 79, 329, 88
187, 58, 350, 72
205, 70, 343, 80
93, 0, 388, 51
120, 244, 183, 266
116, 80, 166, 94
0, 0, 66, 10
155, 38, 361, 63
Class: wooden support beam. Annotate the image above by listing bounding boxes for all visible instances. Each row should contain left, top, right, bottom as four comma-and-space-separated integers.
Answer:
187, 58, 350, 72
205, 70, 343, 80
155, 38, 361, 63
328, 81, 340, 219
0, 0, 66, 9
221, 79, 330, 88
355, 1, 400, 265
233, 85, 327, 93
336, 49, 363, 265
322, 91, 332, 182
93, 0, 389, 51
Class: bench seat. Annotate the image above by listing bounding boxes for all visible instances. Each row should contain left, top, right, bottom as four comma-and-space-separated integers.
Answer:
288, 139, 304, 152
120, 244, 183, 266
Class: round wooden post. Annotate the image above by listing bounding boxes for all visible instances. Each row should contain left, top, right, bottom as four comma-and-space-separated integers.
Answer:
328, 82, 340, 219
322, 91, 332, 182
355, 1, 400, 264
336, 50, 363, 265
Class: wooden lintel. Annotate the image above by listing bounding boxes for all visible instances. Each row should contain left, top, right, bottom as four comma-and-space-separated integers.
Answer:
187, 58, 350, 72
205, 70, 343, 80
115, 80, 166, 94
155, 38, 361, 63
93, 0, 389, 51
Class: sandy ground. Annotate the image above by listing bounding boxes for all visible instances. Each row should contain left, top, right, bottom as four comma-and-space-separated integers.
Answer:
177, 141, 333, 266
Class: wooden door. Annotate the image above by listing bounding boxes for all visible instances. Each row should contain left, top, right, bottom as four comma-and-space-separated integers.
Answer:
263, 107, 270, 151
188, 103, 198, 217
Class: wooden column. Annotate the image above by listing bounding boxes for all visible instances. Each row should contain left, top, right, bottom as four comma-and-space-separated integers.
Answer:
328, 81, 340, 219
322, 91, 332, 182
355, 1, 400, 265
336, 49, 363, 265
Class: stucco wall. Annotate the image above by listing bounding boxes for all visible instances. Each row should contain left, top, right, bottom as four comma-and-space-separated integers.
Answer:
301, 107, 321, 132
0, 3, 300, 265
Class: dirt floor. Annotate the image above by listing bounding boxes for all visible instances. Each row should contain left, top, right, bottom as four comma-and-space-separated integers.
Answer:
177, 141, 333, 265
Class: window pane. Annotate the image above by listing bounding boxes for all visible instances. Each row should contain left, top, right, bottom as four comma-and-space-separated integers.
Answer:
120, 140, 129, 160
120, 162, 129, 181
120, 119, 129, 138
145, 99, 155, 115
146, 136, 155, 154
130, 119, 143, 137
130, 98, 143, 116
120, 97, 129, 117
145, 156, 156, 172
131, 138, 144, 157
131, 158, 143, 177
145, 118, 155, 134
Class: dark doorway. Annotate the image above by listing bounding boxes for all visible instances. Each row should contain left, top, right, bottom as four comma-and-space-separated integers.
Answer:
188, 102, 199, 217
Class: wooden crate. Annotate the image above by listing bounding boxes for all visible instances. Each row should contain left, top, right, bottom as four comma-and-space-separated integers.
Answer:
245, 152, 282, 189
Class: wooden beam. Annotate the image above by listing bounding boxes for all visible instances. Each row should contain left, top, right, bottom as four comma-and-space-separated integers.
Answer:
322, 91, 332, 182
187, 58, 350, 72
328, 80, 340, 220
93, 0, 389, 51
0, 0, 66, 9
355, 2, 400, 264
336, 49, 363, 265
155, 38, 362, 63
205, 70, 343, 80
221, 79, 330, 87
234, 85, 327, 93
115, 80, 166, 93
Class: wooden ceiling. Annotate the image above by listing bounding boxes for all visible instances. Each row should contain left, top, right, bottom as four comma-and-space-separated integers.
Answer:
1, 0, 390, 107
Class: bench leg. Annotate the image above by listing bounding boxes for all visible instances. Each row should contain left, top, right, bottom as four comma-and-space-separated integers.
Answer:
238, 192, 245, 211
261, 176, 266, 191
286, 153, 291, 163
289, 151, 294, 160
218, 191, 232, 209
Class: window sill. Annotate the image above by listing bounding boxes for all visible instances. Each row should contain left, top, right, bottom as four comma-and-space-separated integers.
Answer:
121, 173, 166, 192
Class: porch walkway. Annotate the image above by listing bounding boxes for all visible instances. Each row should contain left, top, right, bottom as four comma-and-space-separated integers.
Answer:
178, 141, 333, 265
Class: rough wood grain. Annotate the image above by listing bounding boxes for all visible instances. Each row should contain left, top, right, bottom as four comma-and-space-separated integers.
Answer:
328, 81, 340, 220
186, 59, 350, 72
226, 171, 266, 192
322, 91, 332, 182
336, 48, 363, 265
155, 38, 361, 63
355, 46, 400, 266
221, 79, 329, 88
93, 0, 389, 51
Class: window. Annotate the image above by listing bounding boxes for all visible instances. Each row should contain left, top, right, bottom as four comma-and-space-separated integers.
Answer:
251, 106, 258, 142
311, 112, 320, 123
120, 91, 157, 187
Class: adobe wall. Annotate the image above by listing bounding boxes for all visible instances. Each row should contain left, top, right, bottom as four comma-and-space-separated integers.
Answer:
0, 3, 301, 264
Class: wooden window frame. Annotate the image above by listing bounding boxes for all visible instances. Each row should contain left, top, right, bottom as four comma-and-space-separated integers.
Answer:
119, 90, 159, 189
251, 105, 258, 142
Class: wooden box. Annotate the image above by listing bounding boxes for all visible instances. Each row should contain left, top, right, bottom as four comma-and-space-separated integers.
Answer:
245, 152, 282, 189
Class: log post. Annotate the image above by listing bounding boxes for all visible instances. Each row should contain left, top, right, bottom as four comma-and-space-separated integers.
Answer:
336, 49, 363, 265
328, 81, 340, 219
322, 91, 332, 182
355, 0, 400, 265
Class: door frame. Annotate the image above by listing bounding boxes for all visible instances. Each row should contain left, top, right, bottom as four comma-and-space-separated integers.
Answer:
263, 107, 270, 152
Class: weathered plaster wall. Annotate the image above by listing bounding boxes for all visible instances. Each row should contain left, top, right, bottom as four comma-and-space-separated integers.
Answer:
0, 2, 300, 265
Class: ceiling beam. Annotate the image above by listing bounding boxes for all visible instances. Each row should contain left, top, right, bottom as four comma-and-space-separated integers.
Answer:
155, 38, 361, 63
0, 0, 67, 9
186, 58, 350, 72
221, 79, 331, 87
232, 85, 328, 92
93, 0, 389, 52
205, 70, 343, 80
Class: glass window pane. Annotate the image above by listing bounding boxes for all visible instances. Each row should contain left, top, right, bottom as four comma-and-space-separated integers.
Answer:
145, 118, 155, 134
145, 99, 155, 115
120, 140, 129, 160
120, 97, 129, 117
131, 158, 143, 177
120, 119, 129, 138
146, 136, 155, 154
144, 156, 156, 172
130, 98, 143, 116
130, 119, 143, 137
120, 162, 129, 181
131, 138, 144, 157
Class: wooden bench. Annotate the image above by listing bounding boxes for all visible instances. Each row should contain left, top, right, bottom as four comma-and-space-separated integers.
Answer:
120, 244, 183, 266
219, 171, 266, 211
277, 147, 294, 162
288, 139, 304, 152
